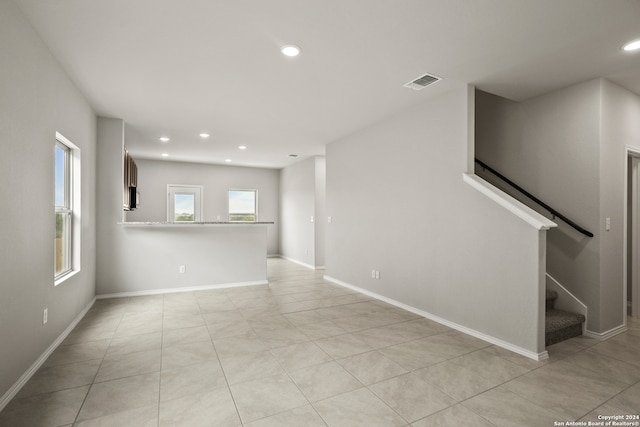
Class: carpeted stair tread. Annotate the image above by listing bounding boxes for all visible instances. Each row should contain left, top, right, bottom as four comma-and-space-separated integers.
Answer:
545, 309, 585, 346
545, 289, 558, 311
546, 309, 585, 330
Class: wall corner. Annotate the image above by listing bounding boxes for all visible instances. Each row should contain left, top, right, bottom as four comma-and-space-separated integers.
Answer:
466, 84, 476, 174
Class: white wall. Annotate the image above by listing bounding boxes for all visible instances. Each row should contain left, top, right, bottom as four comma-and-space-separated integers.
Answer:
601, 80, 640, 328
475, 79, 640, 333
0, 0, 96, 403
97, 120, 269, 296
325, 86, 548, 356
280, 157, 317, 267
476, 82, 602, 329
124, 158, 280, 255
314, 157, 327, 268
279, 156, 326, 268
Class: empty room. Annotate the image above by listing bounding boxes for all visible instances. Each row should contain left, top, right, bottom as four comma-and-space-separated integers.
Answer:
1, 1, 640, 426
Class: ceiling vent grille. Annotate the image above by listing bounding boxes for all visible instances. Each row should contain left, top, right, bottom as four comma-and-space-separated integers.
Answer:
403, 73, 441, 90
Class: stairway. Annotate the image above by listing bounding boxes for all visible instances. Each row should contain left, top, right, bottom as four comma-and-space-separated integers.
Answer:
545, 289, 585, 346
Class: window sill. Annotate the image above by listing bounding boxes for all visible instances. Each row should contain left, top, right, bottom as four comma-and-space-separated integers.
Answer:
55, 269, 79, 286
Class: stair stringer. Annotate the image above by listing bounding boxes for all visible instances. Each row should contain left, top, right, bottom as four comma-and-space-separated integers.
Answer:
545, 273, 587, 335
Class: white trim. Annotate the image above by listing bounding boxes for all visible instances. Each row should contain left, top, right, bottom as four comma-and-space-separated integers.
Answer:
324, 275, 548, 362
466, 84, 476, 173
167, 184, 204, 222
228, 188, 258, 222
545, 273, 587, 334
279, 256, 316, 271
96, 280, 268, 299
0, 297, 96, 413
55, 132, 82, 285
584, 324, 627, 341
463, 173, 557, 232
54, 269, 80, 287
545, 273, 587, 311
625, 146, 640, 322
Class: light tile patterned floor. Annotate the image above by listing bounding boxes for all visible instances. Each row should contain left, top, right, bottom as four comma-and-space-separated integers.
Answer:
1, 258, 640, 426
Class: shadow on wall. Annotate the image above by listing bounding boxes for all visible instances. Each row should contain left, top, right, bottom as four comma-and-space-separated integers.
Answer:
548, 227, 592, 260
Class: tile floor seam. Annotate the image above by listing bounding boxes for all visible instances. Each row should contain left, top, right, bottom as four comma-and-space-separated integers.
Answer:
567, 348, 640, 382
418, 402, 499, 427
586, 345, 640, 370
460, 382, 560, 425
410, 369, 462, 404
243, 289, 356, 425
156, 296, 165, 426
447, 348, 538, 385
244, 402, 324, 427
261, 332, 318, 414
214, 358, 243, 426
578, 380, 640, 420
4, 259, 637, 426
456, 400, 501, 426
410, 350, 564, 417
208, 299, 264, 427
70, 300, 124, 427
363, 376, 446, 425
487, 374, 597, 421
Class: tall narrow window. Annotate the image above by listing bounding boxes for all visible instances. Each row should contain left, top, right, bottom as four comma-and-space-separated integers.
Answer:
228, 189, 257, 222
168, 185, 203, 222
55, 137, 73, 280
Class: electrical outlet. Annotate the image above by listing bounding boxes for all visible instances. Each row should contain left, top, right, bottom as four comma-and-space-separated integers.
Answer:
179, 265, 186, 273
375, 271, 380, 279
328, 216, 332, 223
43, 308, 48, 324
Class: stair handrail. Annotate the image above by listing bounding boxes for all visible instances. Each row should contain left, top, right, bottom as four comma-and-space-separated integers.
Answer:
475, 158, 594, 238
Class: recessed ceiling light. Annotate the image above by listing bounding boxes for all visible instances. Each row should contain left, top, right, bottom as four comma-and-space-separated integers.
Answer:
281, 45, 301, 57
238, 145, 247, 150
199, 133, 210, 138
159, 137, 170, 142
225, 158, 232, 163
623, 39, 640, 51
161, 153, 169, 157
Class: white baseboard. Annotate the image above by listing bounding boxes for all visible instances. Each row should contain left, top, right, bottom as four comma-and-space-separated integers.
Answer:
324, 275, 548, 362
585, 324, 627, 341
96, 280, 268, 299
0, 297, 96, 413
279, 256, 317, 271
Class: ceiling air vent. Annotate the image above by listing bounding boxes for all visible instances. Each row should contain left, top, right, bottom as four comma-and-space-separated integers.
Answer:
403, 73, 441, 91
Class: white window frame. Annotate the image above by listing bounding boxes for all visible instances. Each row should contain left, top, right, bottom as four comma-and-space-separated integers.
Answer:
228, 189, 257, 222
167, 185, 203, 222
54, 132, 81, 285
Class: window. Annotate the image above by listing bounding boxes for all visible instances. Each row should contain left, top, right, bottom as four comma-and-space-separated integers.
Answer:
168, 185, 202, 222
55, 133, 80, 283
228, 189, 257, 222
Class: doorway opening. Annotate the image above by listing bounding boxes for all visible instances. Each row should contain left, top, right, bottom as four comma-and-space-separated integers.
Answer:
167, 184, 203, 222
626, 150, 640, 319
